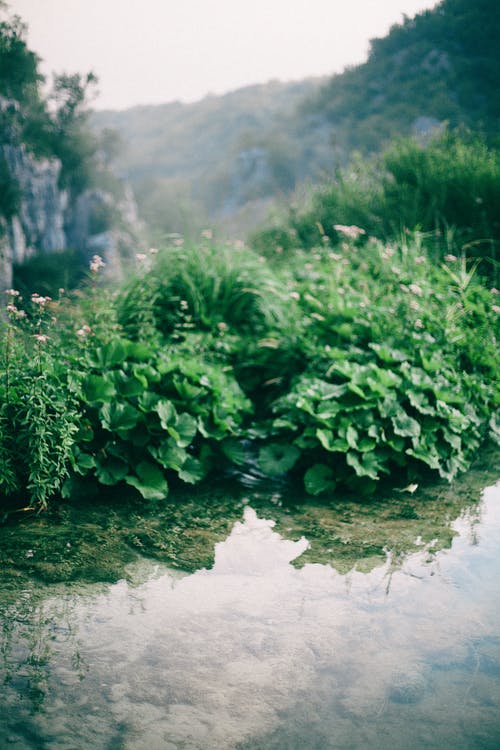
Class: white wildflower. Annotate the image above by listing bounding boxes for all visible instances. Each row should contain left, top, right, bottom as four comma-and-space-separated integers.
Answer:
333, 224, 366, 240
90, 254, 105, 273
77, 324, 91, 337
409, 283, 423, 296
31, 294, 51, 306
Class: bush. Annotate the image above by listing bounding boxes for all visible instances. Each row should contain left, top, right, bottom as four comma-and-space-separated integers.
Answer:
250, 131, 500, 274
1, 236, 498, 507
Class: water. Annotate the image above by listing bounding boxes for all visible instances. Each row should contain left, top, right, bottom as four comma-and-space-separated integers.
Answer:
1, 481, 500, 749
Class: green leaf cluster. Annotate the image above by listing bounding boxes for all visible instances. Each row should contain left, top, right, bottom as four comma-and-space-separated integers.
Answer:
1, 231, 498, 507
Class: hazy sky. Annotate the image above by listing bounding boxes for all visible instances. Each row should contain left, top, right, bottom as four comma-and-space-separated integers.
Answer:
8, 0, 439, 111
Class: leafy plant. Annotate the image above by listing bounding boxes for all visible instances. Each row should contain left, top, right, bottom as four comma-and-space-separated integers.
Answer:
0, 292, 79, 509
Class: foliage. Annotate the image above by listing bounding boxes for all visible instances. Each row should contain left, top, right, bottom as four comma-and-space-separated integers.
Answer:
13, 249, 85, 298
251, 131, 500, 272
0, 7, 41, 103
0, 292, 79, 509
116, 242, 286, 339
1, 233, 498, 508
67, 331, 252, 501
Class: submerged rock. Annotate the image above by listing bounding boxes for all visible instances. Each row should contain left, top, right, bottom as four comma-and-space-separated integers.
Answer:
387, 665, 429, 704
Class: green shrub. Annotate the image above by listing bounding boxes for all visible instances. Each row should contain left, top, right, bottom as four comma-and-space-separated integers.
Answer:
117, 242, 286, 339
1, 235, 498, 507
251, 131, 500, 273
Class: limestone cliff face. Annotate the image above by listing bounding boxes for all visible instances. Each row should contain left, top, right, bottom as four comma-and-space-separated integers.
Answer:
0, 119, 142, 291
2, 144, 67, 264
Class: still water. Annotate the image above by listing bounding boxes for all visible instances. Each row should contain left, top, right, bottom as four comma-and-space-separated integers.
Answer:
1, 482, 500, 749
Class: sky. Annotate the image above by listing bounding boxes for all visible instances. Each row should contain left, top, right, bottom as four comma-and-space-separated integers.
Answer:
8, 0, 439, 111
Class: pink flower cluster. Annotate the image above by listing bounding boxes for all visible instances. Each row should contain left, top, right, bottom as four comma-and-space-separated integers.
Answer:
90, 255, 106, 273
333, 224, 366, 240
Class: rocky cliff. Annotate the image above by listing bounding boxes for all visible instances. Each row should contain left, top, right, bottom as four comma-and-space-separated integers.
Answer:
0, 100, 142, 292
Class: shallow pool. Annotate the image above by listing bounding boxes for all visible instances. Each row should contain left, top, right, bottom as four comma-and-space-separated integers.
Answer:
1, 482, 500, 749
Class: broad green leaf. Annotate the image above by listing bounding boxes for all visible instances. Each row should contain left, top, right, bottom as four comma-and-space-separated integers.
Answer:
133, 363, 161, 384
346, 451, 383, 480
421, 353, 443, 373
178, 456, 207, 484
346, 424, 359, 449
304, 464, 336, 496
87, 339, 128, 369
172, 412, 198, 447
126, 341, 154, 361
391, 412, 421, 438
357, 435, 378, 452
73, 450, 96, 475
317, 428, 348, 452
100, 402, 139, 436
347, 381, 368, 399
433, 387, 464, 405
405, 446, 441, 471
369, 343, 408, 363
378, 393, 399, 418
138, 390, 160, 412
95, 455, 129, 485
154, 399, 177, 429
150, 439, 187, 471
74, 419, 94, 442
441, 426, 461, 451
113, 370, 144, 397
258, 443, 300, 476
82, 374, 116, 403
407, 390, 436, 415
173, 376, 203, 400
125, 461, 168, 500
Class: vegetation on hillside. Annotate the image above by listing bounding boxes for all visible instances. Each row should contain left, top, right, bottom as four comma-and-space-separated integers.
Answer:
92, 0, 500, 242
305, 0, 500, 152
251, 130, 500, 275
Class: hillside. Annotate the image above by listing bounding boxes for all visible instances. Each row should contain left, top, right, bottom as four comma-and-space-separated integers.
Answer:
304, 0, 500, 152
92, 78, 326, 240
92, 0, 500, 240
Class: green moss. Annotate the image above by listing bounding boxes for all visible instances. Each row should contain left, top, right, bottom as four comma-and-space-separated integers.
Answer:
0, 447, 496, 586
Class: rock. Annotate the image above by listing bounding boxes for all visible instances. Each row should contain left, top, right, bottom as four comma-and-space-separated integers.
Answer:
387, 665, 428, 704
0, 97, 143, 293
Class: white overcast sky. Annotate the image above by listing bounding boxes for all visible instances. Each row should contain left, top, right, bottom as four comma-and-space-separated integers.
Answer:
8, 0, 439, 110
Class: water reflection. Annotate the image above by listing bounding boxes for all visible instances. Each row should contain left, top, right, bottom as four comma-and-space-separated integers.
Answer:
1, 485, 500, 749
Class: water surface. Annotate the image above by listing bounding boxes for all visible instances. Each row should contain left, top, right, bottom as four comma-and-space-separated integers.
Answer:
1, 480, 500, 749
